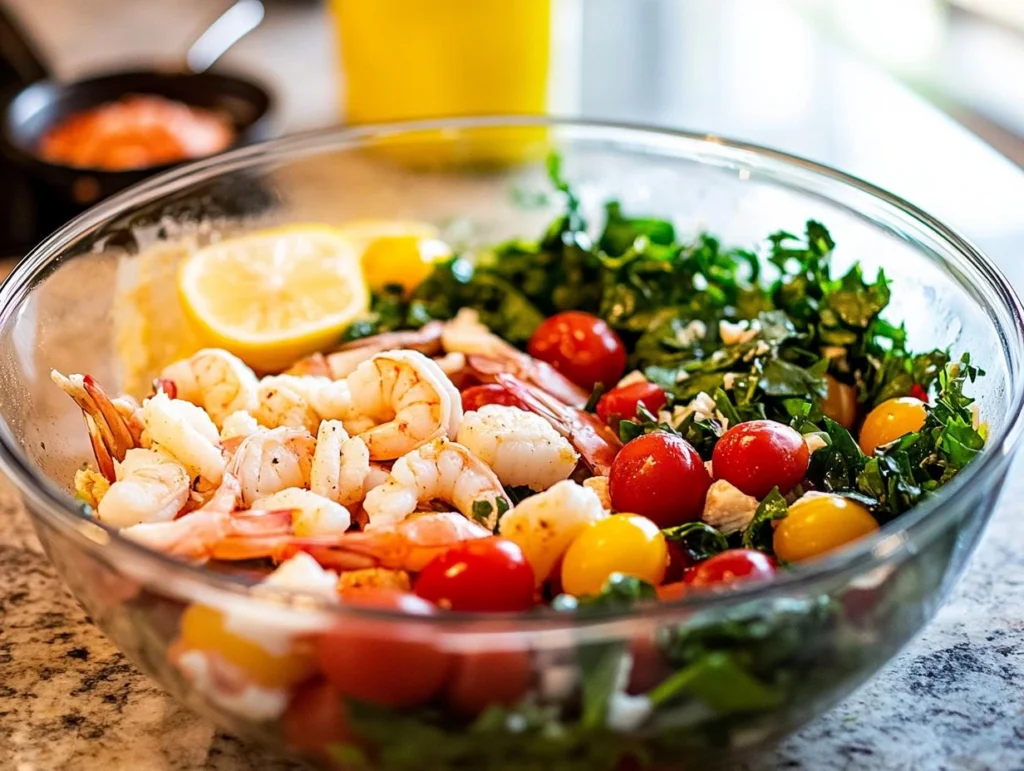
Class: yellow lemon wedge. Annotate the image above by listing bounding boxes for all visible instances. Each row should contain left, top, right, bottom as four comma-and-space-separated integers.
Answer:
338, 219, 452, 294
178, 224, 369, 372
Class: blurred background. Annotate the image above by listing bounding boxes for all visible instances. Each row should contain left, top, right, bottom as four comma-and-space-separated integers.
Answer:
3, 0, 1024, 275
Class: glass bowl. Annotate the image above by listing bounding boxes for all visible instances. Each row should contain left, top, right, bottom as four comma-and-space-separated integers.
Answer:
2, 117, 1023, 770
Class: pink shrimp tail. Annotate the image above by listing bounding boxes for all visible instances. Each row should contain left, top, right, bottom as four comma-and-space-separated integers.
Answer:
465, 353, 588, 408
494, 373, 621, 475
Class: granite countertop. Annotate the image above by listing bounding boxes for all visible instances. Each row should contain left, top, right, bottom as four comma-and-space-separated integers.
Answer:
3, 452, 1024, 771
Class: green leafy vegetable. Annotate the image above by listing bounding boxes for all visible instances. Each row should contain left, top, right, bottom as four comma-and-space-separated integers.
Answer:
741, 488, 788, 553
662, 522, 729, 562
553, 573, 658, 613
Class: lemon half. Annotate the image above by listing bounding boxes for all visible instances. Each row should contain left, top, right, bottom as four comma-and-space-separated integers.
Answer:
178, 224, 369, 372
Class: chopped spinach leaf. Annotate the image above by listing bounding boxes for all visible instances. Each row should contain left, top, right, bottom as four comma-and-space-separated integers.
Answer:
741, 488, 788, 553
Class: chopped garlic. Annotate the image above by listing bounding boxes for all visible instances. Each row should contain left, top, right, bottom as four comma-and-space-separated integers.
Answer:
804, 433, 828, 454
719, 319, 759, 345
702, 479, 759, 535
616, 370, 648, 388
674, 320, 707, 347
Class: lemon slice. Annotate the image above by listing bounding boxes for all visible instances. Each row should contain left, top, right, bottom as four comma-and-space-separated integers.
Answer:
337, 219, 452, 293
178, 224, 369, 372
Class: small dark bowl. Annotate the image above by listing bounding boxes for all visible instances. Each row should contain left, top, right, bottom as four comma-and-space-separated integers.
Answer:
0, 68, 274, 218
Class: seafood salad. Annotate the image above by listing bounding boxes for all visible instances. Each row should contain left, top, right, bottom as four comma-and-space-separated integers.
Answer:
54, 159, 987, 769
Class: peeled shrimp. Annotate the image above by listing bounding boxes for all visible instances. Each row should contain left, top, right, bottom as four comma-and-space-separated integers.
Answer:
345, 350, 462, 460
141, 391, 225, 488
362, 438, 510, 531
456, 404, 579, 491
227, 427, 316, 507
93, 447, 191, 528
255, 375, 352, 434
160, 349, 259, 428
310, 420, 370, 507
220, 410, 260, 440
499, 480, 608, 586
252, 488, 351, 538
280, 512, 491, 573
51, 371, 145, 481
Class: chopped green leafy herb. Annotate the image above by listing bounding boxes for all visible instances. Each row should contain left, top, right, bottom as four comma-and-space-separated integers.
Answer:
741, 488, 789, 553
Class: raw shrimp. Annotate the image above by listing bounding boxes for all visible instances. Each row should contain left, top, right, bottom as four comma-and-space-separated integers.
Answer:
499, 480, 608, 586
279, 512, 491, 573
310, 420, 370, 507
492, 373, 622, 476
286, 322, 445, 380
255, 375, 353, 434
228, 427, 316, 507
252, 488, 351, 538
456, 404, 579, 491
51, 371, 145, 481
142, 391, 225, 488
160, 349, 259, 428
345, 350, 462, 460
362, 438, 510, 530
93, 448, 191, 527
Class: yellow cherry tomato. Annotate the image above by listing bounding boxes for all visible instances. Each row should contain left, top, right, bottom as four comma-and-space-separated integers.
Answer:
561, 514, 668, 597
773, 494, 880, 563
822, 375, 858, 429
361, 235, 451, 294
178, 604, 316, 689
858, 396, 927, 456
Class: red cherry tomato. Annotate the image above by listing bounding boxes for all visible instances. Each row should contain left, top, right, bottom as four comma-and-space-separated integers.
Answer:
526, 311, 627, 390
909, 383, 929, 403
663, 540, 694, 583
415, 537, 536, 613
685, 549, 776, 588
596, 381, 667, 427
609, 433, 712, 528
461, 384, 526, 413
313, 590, 450, 708
712, 420, 809, 499
445, 649, 534, 717
281, 680, 352, 762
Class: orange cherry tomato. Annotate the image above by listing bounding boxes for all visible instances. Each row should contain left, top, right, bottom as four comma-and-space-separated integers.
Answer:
859, 397, 927, 456
822, 375, 858, 429
656, 581, 688, 603
445, 649, 534, 717
313, 590, 450, 708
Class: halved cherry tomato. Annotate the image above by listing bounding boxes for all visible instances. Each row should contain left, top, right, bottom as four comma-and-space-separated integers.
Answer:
712, 420, 809, 499
282, 680, 352, 762
609, 433, 712, 528
313, 590, 450, 708
460, 384, 526, 413
596, 381, 667, 427
560, 514, 668, 596
445, 649, 534, 717
859, 397, 927, 456
822, 375, 858, 429
526, 311, 627, 390
685, 549, 776, 588
773, 494, 879, 563
415, 537, 536, 613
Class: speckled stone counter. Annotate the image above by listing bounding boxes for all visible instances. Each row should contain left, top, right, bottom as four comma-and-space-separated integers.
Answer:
3, 461, 1024, 771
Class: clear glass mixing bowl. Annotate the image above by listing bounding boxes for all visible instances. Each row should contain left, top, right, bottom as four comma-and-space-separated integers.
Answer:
2, 118, 1022, 770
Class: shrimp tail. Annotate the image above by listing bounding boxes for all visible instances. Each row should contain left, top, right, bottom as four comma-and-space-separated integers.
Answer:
464, 354, 588, 408
52, 371, 142, 476
494, 373, 621, 476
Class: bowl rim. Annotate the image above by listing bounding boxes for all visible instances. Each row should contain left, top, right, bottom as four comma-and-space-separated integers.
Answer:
3, 114, 1023, 628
